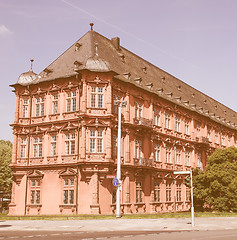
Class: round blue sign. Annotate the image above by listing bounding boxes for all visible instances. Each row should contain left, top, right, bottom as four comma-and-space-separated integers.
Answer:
112, 178, 119, 187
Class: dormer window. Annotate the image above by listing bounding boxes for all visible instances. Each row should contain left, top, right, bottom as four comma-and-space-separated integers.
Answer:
142, 67, 147, 73
123, 72, 131, 80
134, 77, 142, 85
73, 61, 82, 72
146, 82, 153, 90
175, 97, 181, 103
166, 92, 173, 98
118, 53, 125, 62
43, 68, 52, 77
183, 100, 189, 106
157, 88, 163, 95
75, 42, 81, 51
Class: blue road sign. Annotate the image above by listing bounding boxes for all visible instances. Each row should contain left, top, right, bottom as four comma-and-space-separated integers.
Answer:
112, 178, 119, 187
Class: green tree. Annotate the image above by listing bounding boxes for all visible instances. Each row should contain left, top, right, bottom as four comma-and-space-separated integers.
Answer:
193, 147, 237, 212
0, 140, 13, 199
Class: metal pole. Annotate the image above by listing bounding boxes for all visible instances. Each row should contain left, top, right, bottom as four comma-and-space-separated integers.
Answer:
116, 102, 121, 218
190, 169, 195, 227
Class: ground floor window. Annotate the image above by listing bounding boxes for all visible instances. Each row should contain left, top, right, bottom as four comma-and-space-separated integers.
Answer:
166, 182, 172, 202
30, 179, 41, 204
176, 183, 182, 202
186, 187, 191, 201
63, 178, 75, 205
154, 181, 160, 202
136, 181, 143, 203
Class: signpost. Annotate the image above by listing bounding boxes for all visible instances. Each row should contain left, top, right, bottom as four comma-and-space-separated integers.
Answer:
114, 100, 127, 218
173, 170, 195, 227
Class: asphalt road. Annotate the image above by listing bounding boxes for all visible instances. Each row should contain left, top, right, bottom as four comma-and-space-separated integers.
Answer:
0, 230, 237, 240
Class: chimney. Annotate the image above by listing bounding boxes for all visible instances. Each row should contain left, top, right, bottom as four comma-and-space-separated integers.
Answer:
111, 37, 120, 50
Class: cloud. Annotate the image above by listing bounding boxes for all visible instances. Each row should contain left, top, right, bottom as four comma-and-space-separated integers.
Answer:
0, 25, 13, 36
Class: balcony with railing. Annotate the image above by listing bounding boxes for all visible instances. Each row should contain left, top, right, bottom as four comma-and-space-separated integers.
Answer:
134, 158, 153, 167
133, 117, 153, 128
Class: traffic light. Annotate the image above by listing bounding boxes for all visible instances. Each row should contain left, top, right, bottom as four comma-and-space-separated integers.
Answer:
184, 176, 191, 187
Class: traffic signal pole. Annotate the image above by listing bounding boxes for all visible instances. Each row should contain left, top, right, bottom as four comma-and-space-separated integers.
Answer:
174, 170, 195, 227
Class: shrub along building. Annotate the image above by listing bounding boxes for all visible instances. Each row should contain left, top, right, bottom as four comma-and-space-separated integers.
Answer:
9, 24, 237, 215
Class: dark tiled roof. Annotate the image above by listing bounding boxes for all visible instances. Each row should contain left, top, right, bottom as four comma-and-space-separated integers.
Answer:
16, 30, 237, 129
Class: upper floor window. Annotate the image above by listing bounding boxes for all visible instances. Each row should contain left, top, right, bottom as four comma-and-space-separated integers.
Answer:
20, 138, 27, 158
215, 131, 219, 144
52, 94, 58, 114
65, 133, 75, 155
66, 91, 76, 112
228, 136, 231, 147
175, 116, 181, 132
165, 146, 171, 163
22, 99, 29, 118
175, 148, 181, 165
165, 113, 171, 129
154, 144, 160, 162
221, 135, 226, 146
35, 97, 44, 117
91, 86, 104, 108
197, 152, 202, 168
207, 128, 211, 141
50, 135, 57, 156
135, 102, 142, 119
184, 120, 189, 135
90, 130, 103, 153
196, 124, 201, 140
154, 109, 160, 126
135, 140, 142, 159
185, 150, 190, 166
33, 137, 43, 158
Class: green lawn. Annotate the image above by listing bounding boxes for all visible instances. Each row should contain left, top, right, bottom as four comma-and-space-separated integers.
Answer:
0, 212, 237, 220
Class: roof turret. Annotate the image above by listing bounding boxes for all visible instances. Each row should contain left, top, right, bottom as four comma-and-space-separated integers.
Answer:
17, 59, 38, 86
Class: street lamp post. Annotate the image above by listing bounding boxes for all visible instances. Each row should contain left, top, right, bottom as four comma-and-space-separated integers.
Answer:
114, 100, 127, 218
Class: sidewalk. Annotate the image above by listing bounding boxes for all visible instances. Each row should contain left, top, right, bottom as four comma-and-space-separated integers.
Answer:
1, 217, 237, 232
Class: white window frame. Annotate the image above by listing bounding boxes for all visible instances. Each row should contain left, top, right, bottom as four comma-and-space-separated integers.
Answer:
33, 136, 43, 158
50, 135, 57, 156
35, 97, 45, 117
22, 99, 29, 118
165, 146, 171, 163
154, 144, 160, 162
20, 138, 27, 158
89, 130, 103, 153
52, 94, 58, 114
65, 133, 76, 155
66, 91, 76, 112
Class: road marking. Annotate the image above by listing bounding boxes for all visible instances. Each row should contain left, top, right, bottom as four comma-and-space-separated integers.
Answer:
62, 232, 72, 235
23, 236, 34, 238
50, 233, 61, 236
8, 237, 19, 239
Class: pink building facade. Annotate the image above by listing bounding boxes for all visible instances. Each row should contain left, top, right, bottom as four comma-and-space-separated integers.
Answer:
9, 25, 237, 215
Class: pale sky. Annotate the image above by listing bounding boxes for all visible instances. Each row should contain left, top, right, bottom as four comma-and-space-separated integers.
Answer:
0, 0, 236, 141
